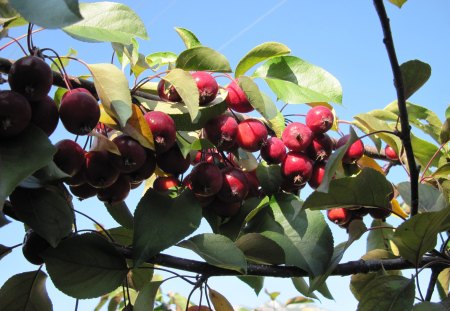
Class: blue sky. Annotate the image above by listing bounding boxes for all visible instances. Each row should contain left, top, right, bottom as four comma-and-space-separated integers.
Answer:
1, 1, 449, 310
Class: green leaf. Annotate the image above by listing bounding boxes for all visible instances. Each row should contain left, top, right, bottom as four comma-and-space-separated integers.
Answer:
133, 189, 202, 266
400, 60, 431, 99
235, 232, 285, 265
0, 2, 20, 25
10, 186, 74, 247
137, 94, 227, 131
106, 227, 133, 246
357, 275, 415, 311
413, 301, 449, 311
367, 220, 395, 252
350, 249, 400, 301
440, 118, 450, 144
388, 0, 407, 8
176, 46, 231, 72
0, 126, 56, 209
134, 281, 163, 311
174, 27, 202, 49
316, 127, 358, 193
309, 219, 366, 293
411, 134, 443, 169
63, 2, 148, 44
397, 182, 447, 212
393, 207, 450, 265
384, 101, 442, 143
88, 63, 132, 127
235, 42, 291, 78
291, 278, 318, 300
0, 244, 12, 261
105, 201, 134, 230
253, 55, 342, 104
50, 47, 77, 71
238, 76, 277, 119
9, 0, 81, 28
268, 110, 285, 138
178, 233, 247, 273
0, 270, 52, 311
270, 193, 334, 276
42, 233, 128, 299
437, 268, 450, 300
146, 52, 178, 70
285, 296, 315, 305
237, 276, 264, 296
127, 262, 153, 291
162, 69, 200, 121
256, 162, 283, 195
32, 161, 70, 183
304, 168, 393, 210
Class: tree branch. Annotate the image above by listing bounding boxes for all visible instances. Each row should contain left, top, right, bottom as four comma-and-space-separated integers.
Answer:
118, 246, 448, 278
373, 0, 419, 216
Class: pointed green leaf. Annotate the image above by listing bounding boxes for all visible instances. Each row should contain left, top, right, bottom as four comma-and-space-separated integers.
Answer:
134, 281, 163, 311
174, 27, 201, 49
63, 2, 148, 44
88, 63, 132, 127
392, 207, 450, 265
256, 162, 283, 195
10, 186, 74, 247
411, 134, 443, 169
357, 275, 415, 311
367, 220, 395, 252
136, 94, 227, 131
291, 278, 318, 300
235, 42, 291, 78
42, 233, 128, 299
105, 201, 134, 230
268, 110, 285, 138
238, 76, 278, 119
235, 232, 285, 265
0, 270, 52, 311
178, 233, 247, 273
400, 60, 431, 99
127, 262, 153, 292
133, 189, 202, 266
413, 301, 450, 311
440, 118, 449, 144
253, 55, 342, 104
304, 168, 393, 210
146, 52, 178, 70
50, 47, 77, 71
163, 69, 200, 121
176, 46, 231, 72
270, 193, 334, 276
9, 0, 81, 28
388, 0, 408, 8
397, 182, 447, 213
106, 227, 133, 246
316, 127, 358, 193
237, 276, 264, 296
0, 126, 56, 209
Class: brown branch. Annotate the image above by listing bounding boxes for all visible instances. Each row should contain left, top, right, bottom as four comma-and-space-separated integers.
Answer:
118, 247, 448, 278
373, 0, 419, 216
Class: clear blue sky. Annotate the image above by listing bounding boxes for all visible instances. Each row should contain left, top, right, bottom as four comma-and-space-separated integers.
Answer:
1, 1, 449, 310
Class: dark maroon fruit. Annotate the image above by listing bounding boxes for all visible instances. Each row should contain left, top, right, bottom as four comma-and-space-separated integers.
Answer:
0, 90, 31, 138
65, 162, 87, 186
280, 178, 306, 194
22, 229, 50, 265
190, 162, 223, 198
260, 137, 286, 164
305, 106, 334, 134
244, 171, 260, 198
30, 95, 59, 136
225, 81, 253, 113
156, 145, 191, 175
97, 175, 131, 204
282, 122, 313, 152
281, 151, 314, 186
85, 150, 120, 188
204, 114, 238, 151
8, 56, 53, 101
144, 111, 176, 153
217, 167, 249, 203
69, 183, 98, 200
3, 200, 21, 222
128, 149, 156, 183
53, 139, 85, 176
157, 79, 181, 102
153, 176, 180, 192
191, 71, 219, 105
59, 89, 100, 135
209, 197, 241, 217
368, 204, 392, 220
110, 135, 147, 173
236, 119, 268, 152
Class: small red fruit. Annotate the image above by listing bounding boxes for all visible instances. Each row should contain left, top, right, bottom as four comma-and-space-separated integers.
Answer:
22, 230, 50, 265
281, 152, 314, 186
282, 122, 313, 152
128, 149, 156, 183
190, 162, 223, 198
156, 145, 191, 175
209, 197, 242, 217
327, 208, 351, 225
384, 145, 399, 161
336, 134, 365, 164
69, 183, 98, 200
191, 71, 219, 105
260, 137, 286, 164
157, 79, 181, 102
97, 175, 131, 204
307, 133, 333, 162
53, 139, 85, 176
305, 106, 334, 134
236, 119, 268, 152
368, 204, 392, 220
204, 114, 238, 151
144, 111, 176, 154
225, 81, 254, 113
0, 90, 31, 138
308, 161, 327, 189
110, 135, 147, 173
30, 96, 59, 136
244, 171, 261, 198
153, 176, 181, 192
84, 150, 120, 188
217, 167, 249, 203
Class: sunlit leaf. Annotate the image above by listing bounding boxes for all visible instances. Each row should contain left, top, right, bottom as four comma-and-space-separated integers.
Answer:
253, 55, 342, 104
88, 63, 132, 128
366, 220, 395, 252
238, 76, 277, 119
285, 296, 315, 305
400, 60, 431, 99
9, 0, 81, 28
235, 42, 290, 77
145, 52, 178, 70
122, 104, 154, 150
63, 2, 148, 44
134, 281, 162, 311
397, 182, 447, 213
0, 270, 52, 310
437, 268, 450, 300
50, 47, 77, 71
388, 0, 408, 8
176, 46, 231, 72
209, 288, 234, 311
174, 27, 201, 49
